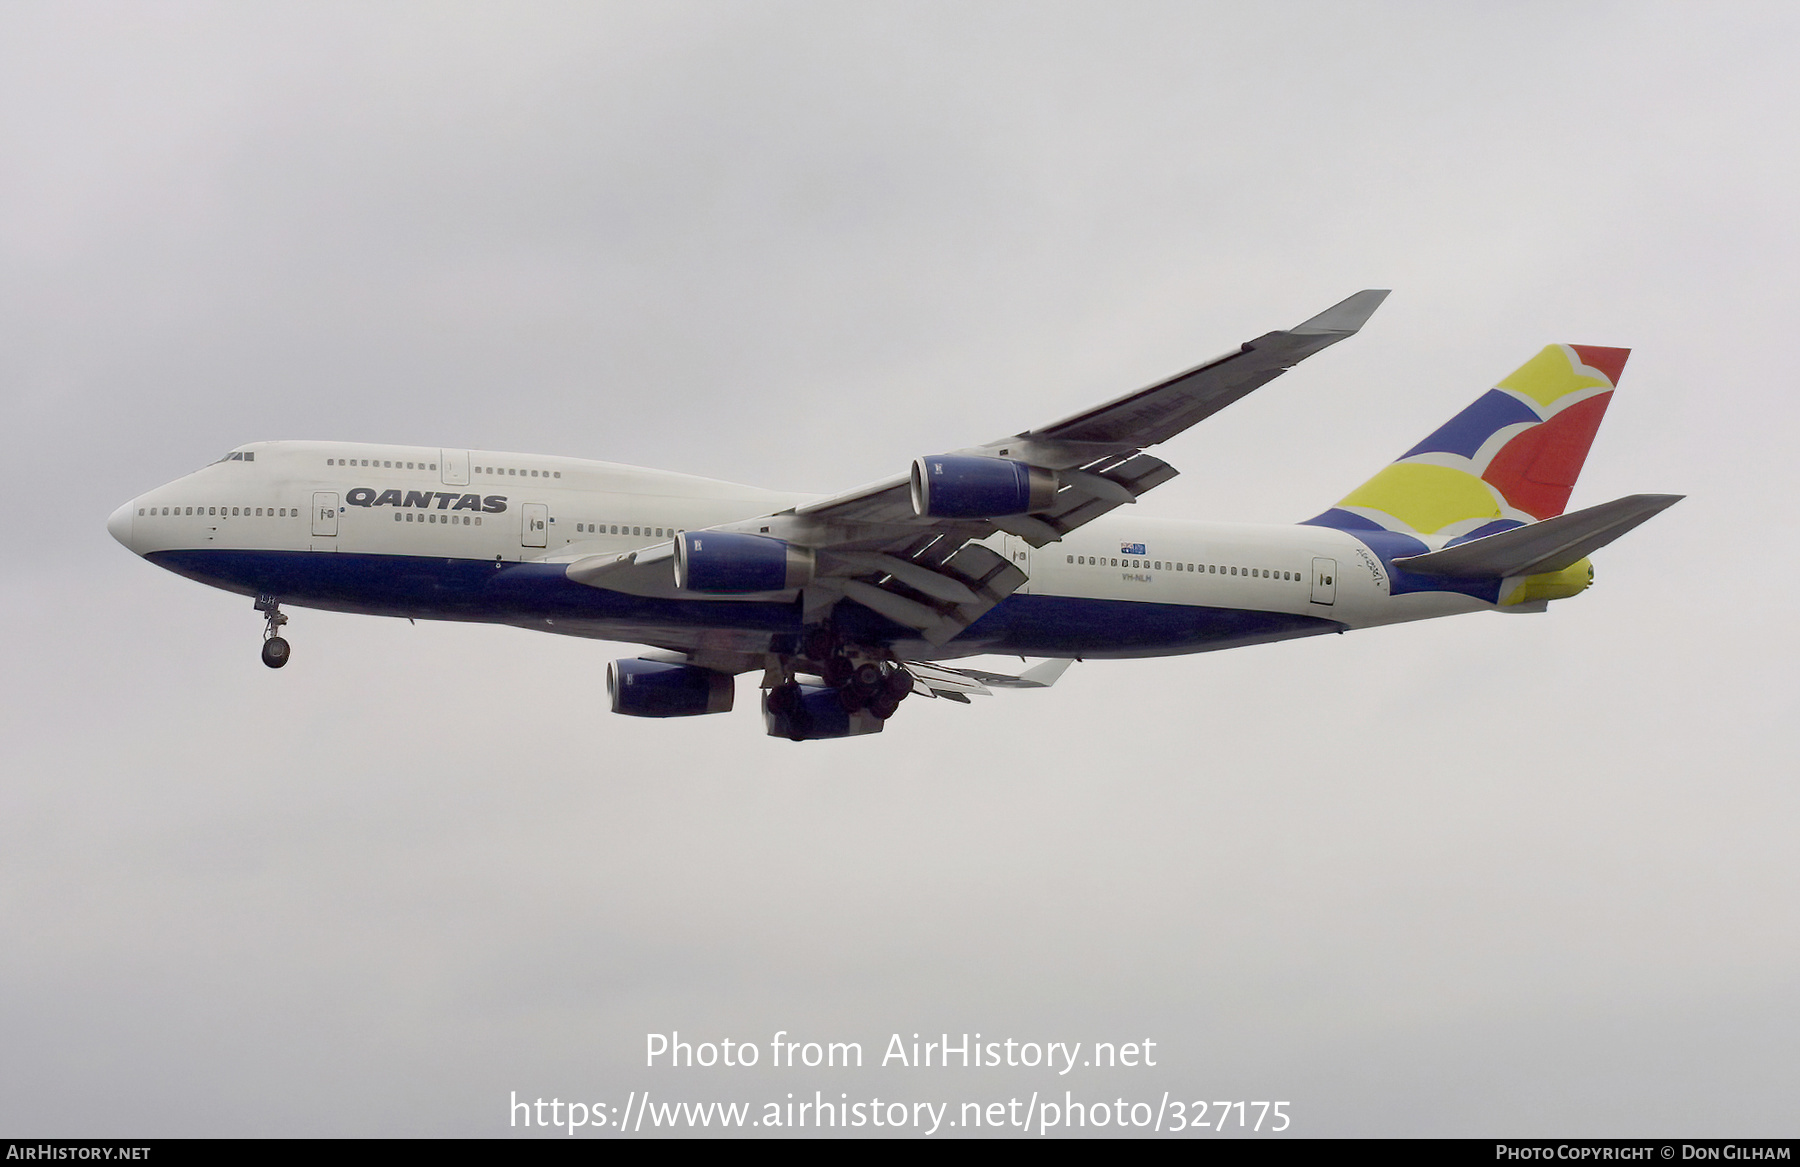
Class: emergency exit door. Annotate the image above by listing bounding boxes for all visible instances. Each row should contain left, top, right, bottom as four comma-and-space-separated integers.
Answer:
522, 503, 548, 548
1002, 535, 1032, 592
1310, 557, 1337, 605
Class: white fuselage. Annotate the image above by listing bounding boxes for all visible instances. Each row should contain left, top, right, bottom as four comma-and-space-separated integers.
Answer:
110, 440, 1490, 661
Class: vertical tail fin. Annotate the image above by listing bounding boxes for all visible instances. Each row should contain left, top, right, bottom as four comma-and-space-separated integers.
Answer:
1303, 344, 1628, 543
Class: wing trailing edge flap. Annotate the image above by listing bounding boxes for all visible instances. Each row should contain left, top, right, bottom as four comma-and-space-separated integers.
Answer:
996, 451, 1178, 548
811, 540, 1028, 646
1394, 494, 1684, 579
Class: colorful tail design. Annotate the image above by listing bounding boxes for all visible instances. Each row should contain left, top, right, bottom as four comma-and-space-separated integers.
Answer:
1304, 344, 1628, 544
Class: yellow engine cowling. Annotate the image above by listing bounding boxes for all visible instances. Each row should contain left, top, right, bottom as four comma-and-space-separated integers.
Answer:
1499, 557, 1593, 607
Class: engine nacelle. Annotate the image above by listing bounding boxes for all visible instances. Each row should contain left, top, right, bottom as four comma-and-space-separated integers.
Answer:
910, 455, 1057, 518
673, 531, 815, 593
763, 684, 886, 740
608, 659, 735, 717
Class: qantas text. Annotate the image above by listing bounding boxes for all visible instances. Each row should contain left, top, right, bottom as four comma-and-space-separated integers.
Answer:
346, 489, 507, 513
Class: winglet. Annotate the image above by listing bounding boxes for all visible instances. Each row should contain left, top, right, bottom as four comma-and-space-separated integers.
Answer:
1292, 289, 1391, 336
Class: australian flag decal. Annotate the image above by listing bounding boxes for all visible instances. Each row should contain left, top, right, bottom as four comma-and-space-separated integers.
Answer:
1121, 542, 1146, 556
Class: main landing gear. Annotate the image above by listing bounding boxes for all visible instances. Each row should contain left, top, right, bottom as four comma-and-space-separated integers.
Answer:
765, 628, 914, 740
255, 593, 290, 669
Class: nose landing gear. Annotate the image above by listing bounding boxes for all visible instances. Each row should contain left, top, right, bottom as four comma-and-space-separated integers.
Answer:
255, 593, 290, 669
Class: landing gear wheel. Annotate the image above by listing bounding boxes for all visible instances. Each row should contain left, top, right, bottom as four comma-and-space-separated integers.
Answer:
820, 655, 853, 688
802, 627, 836, 662
767, 682, 802, 716
883, 667, 914, 702
255, 594, 290, 669
839, 684, 867, 713
853, 662, 883, 690
869, 692, 900, 720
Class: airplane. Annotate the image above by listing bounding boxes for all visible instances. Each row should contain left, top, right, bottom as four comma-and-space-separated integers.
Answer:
106, 290, 1681, 741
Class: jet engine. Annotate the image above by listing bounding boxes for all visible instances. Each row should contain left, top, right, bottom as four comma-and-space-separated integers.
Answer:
608, 659, 735, 717
910, 455, 1057, 518
762, 683, 886, 741
673, 531, 815, 593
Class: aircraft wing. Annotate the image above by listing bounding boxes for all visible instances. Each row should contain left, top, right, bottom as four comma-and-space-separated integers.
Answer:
786, 288, 1390, 534
568, 291, 1387, 646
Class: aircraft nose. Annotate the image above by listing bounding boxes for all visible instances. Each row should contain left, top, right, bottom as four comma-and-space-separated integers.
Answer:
107, 500, 136, 551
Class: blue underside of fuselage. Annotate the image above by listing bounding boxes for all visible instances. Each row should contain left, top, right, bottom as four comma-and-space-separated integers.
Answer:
147, 549, 1347, 659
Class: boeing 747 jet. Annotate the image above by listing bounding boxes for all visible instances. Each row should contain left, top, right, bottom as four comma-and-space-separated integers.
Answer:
108, 291, 1680, 739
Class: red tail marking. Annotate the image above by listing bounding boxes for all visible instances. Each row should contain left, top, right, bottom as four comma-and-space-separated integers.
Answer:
1481, 392, 1613, 519
1569, 345, 1630, 387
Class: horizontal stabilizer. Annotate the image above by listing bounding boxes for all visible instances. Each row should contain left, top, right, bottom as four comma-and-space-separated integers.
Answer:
945, 657, 1075, 689
1394, 493, 1683, 579
900, 657, 1076, 699
1292, 288, 1391, 335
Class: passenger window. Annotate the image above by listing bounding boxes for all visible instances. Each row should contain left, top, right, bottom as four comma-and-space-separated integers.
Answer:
554, 472, 561, 478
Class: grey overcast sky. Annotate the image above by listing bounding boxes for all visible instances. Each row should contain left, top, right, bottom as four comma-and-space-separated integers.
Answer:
2, 0, 1797, 1138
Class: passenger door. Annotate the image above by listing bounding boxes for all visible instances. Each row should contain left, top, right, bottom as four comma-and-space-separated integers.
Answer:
312, 492, 339, 537
440, 449, 469, 486
522, 503, 548, 548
